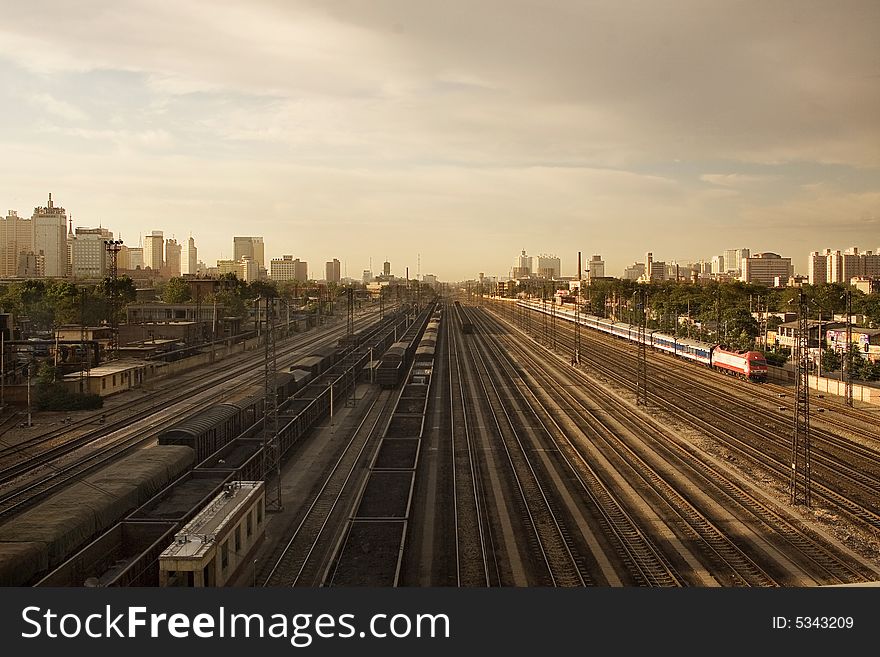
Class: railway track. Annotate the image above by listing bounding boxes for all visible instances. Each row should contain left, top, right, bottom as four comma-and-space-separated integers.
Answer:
463, 314, 589, 586
447, 312, 494, 586
499, 302, 880, 552
0, 310, 381, 470
471, 309, 684, 587
481, 308, 876, 585
0, 311, 384, 519
260, 388, 398, 586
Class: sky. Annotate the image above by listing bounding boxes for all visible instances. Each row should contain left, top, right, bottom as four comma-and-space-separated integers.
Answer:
1, 0, 878, 281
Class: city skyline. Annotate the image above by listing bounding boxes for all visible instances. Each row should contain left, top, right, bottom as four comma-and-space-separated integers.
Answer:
1, 2, 878, 280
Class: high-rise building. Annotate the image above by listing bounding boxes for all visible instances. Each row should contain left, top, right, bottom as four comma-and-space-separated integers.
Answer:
623, 262, 645, 280
808, 250, 830, 285
725, 248, 750, 276
164, 238, 182, 277
512, 250, 532, 279
588, 254, 605, 281
362, 269, 372, 283
144, 231, 164, 271
270, 255, 308, 281
239, 256, 259, 282
233, 236, 265, 269
128, 247, 144, 270
711, 255, 725, 275
181, 236, 197, 275
32, 193, 67, 277
0, 210, 34, 277
217, 259, 238, 275
740, 252, 793, 286
534, 254, 560, 279
383, 260, 391, 277
325, 258, 341, 283
816, 246, 880, 284
645, 252, 666, 281
71, 227, 112, 279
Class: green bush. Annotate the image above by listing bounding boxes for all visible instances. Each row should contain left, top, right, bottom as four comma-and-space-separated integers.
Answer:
764, 349, 789, 367
36, 382, 103, 411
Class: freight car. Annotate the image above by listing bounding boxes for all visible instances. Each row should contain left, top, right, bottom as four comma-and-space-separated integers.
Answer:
0, 445, 194, 586
454, 301, 474, 334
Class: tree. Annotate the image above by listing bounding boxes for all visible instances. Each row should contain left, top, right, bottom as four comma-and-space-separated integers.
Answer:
162, 277, 192, 303
248, 280, 278, 300
820, 348, 841, 373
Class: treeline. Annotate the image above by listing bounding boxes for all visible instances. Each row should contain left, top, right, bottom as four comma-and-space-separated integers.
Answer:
511, 279, 880, 353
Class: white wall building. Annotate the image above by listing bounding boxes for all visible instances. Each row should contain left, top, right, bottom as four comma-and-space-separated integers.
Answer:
144, 231, 164, 271
71, 227, 112, 279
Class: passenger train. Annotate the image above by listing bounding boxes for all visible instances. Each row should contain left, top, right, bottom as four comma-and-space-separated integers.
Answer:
519, 300, 768, 382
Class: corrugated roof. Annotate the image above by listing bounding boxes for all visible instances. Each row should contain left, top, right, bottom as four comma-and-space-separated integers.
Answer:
160, 405, 239, 438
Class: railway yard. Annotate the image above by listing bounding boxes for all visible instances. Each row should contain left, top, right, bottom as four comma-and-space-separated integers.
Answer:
1, 297, 879, 587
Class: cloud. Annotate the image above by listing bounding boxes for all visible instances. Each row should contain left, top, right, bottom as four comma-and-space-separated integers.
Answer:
700, 174, 780, 187
28, 92, 88, 121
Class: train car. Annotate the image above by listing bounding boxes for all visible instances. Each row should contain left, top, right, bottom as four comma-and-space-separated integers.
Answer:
0, 446, 194, 586
218, 387, 264, 431
290, 355, 325, 378
674, 337, 714, 365
376, 344, 408, 388
711, 347, 768, 382
456, 303, 474, 334
157, 405, 241, 465
414, 345, 435, 366
651, 332, 678, 355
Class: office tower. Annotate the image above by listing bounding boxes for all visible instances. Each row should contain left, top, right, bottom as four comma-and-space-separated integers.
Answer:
32, 193, 67, 277
740, 252, 793, 286
0, 210, 34, 277
233, 236, 265, 269
71, 227, 112, 279
181, 236, 198, 275
325, 258, 341, 283
588, 254, 605, 280
144, 231, 164, 271
164, 238, 182, 277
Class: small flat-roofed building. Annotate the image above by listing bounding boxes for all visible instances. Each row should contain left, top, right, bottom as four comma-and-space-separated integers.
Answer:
159, 480, 265, 587
776, 320, 845, 349
63, 360, 147, 396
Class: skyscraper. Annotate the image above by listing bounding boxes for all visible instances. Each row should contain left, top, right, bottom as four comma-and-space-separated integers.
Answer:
512, 250, 532, 279
724, 248, 750, 276
588, 254, 605, 280
32, 193, 67, 277
233, 237, 265, 269
383, 260, 391, 277
144, 231, 164, 271
325, 258, 341, 283
164, 238, 182, 277
181, 236, 198, 275
0, 210, 34, 277
808, 250, 830, 285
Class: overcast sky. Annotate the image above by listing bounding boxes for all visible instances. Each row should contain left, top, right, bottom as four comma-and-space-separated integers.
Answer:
1, 1, 878, 280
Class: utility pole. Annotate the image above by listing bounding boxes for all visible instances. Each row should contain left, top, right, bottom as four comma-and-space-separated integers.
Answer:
347, 286, 354, 340
636, 289, 648, 406
575, 251, 582, 365
791, 291, 811, 507
845, 290, 853, 408
262, 296, 282, 512
104, 239, 123, 359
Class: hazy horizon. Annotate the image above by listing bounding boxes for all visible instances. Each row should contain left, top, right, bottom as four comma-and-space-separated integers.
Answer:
1, 1, 878, 280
